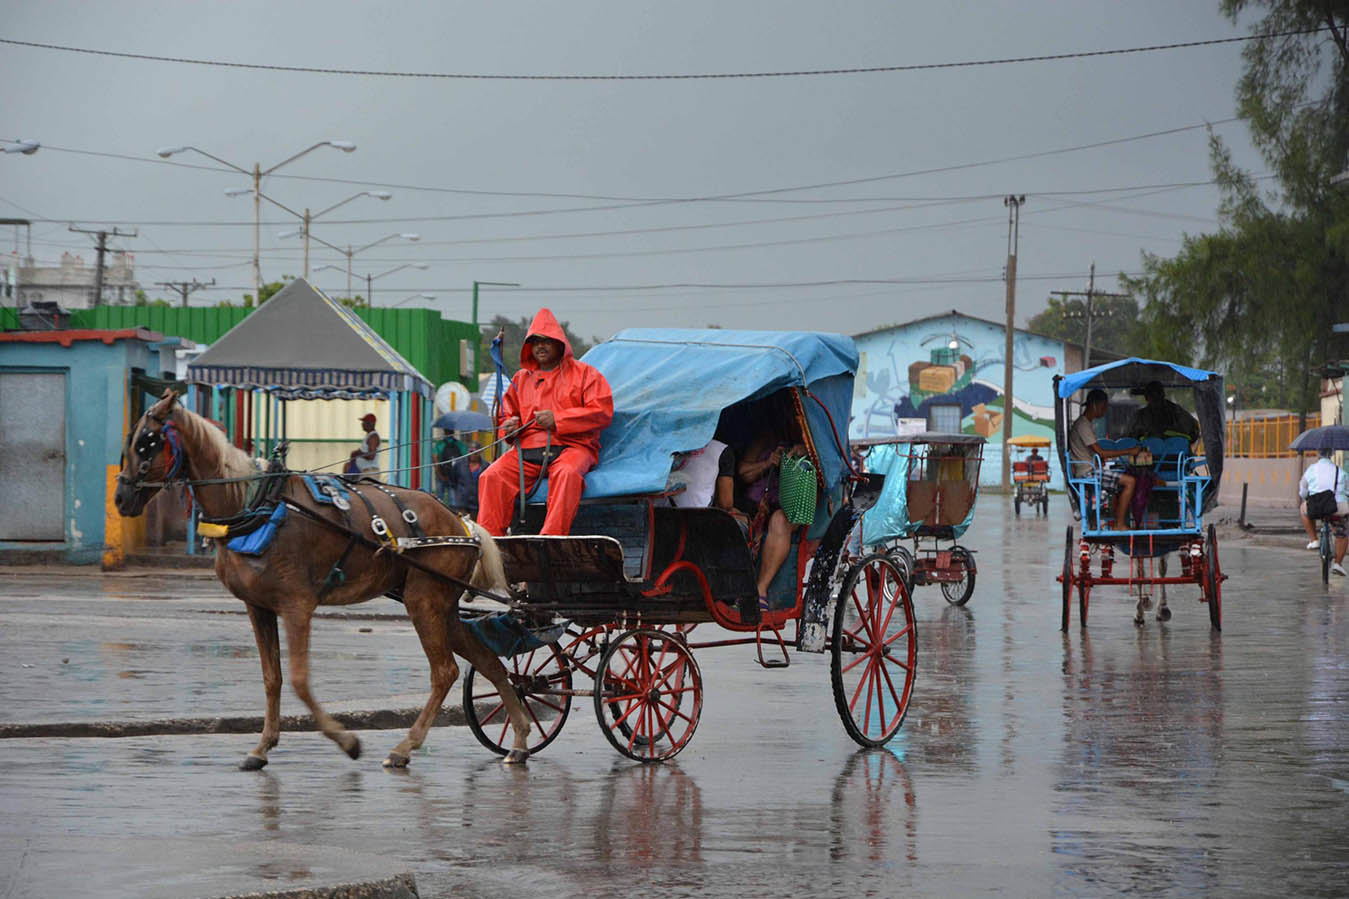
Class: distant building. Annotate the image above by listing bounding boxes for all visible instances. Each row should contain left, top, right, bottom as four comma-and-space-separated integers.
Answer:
14, 250, 140, 309
850, 309, 1113, 486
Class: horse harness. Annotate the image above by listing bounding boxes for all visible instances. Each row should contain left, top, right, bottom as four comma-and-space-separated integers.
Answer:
118, 409, 184, 491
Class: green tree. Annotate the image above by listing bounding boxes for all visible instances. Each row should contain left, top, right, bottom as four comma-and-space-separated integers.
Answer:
1123, 2, 1349, 417
1027, 294, 1146, 357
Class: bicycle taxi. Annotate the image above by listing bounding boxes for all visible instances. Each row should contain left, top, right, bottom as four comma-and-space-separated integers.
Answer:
1053, 358, 1227, 630
461, 329, 917, 761
850, 432, 984, 606
1009, 434, 1052, 517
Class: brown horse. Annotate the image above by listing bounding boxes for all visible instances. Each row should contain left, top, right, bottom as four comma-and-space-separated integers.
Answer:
114, 390, 534, 769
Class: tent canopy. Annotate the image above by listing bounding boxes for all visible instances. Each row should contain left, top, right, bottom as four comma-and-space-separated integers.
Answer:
578, 328, 858, 498
1057, 357, 1218, 398
187, 278, 432, 398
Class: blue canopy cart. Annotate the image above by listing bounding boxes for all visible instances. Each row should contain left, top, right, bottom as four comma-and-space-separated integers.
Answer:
460, 329, 915, 761
1052, 357, 1227, 631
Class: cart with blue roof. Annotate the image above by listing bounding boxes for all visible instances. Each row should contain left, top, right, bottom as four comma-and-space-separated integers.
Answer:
851, 432, 985, 606
459, 329, 917, 762
1053, 358, 1227, 631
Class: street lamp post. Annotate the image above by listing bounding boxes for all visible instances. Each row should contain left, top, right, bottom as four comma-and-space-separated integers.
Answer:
471, 280, 520, 334
235, 189, 390, 279
156, 140, 356, 300
364, 263, 430, 307
294, 232, 420, 301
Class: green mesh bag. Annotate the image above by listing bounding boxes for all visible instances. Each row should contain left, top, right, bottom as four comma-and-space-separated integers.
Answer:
779, 454, 818, 525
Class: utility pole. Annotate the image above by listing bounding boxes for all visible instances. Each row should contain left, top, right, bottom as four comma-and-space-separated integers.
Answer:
69, 225, 137, 307
1001, 195, 1025, 492
1051, 262, 1128, 370
156, 278, 215, 308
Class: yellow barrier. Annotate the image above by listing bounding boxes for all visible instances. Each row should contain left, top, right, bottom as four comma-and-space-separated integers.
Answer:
1225, 413, 1320, 458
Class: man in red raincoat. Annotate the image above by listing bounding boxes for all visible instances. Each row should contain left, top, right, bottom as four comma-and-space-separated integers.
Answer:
477, 308, 614, 536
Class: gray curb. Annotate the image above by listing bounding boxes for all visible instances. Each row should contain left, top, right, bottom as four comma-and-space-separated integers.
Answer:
200, 871, 418, 898
0, 706, 467, 740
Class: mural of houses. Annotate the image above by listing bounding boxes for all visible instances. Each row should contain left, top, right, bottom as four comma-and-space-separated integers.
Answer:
851, 310, 1107, 487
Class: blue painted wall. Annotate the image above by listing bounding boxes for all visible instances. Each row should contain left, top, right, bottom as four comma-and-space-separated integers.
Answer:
0, 334, 168, 562
851, 313, 1068, 487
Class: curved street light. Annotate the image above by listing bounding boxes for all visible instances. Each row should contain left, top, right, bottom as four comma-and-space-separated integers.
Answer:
288, 231, 420, 299
2, 139, 40, 155
154, 140, 356, 299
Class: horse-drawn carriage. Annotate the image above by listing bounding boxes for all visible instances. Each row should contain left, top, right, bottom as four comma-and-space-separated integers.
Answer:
461, 329, 917, 760
850, 433, 983, 607
1053, 358, 1227, 631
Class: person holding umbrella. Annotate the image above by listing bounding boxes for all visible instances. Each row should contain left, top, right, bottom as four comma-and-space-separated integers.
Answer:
1298, 448, 1349, 576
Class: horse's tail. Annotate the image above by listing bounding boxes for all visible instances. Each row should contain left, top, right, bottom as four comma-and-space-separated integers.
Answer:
468, 520, 509, 596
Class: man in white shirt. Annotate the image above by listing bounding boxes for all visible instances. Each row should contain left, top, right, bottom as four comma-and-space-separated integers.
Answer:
350, 413, 381, 479
1067, 388, 1143, 530
1299, 448, 1348, 575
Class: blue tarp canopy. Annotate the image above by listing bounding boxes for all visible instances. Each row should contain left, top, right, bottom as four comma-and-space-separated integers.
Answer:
579, 329, 858, 499
860, 442, 977, 543
1057, 357, 1218, 398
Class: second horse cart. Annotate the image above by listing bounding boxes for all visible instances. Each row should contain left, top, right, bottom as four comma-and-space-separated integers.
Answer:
849, 433, 984, 607
1053, 358, 1227, 631
461, 329, 918, 761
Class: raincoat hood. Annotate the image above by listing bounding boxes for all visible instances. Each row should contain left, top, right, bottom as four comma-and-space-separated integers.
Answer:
520, 308, 573, 369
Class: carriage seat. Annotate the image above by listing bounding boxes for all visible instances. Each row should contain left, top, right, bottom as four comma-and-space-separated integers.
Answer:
1028, 459, 1050, 482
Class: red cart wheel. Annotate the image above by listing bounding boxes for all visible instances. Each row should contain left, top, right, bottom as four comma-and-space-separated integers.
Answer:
463, 641, 572, 757
831, 554, 917, 748
1061, 527, 1074, 632
1205, 523, 1223, 632
1078, 578, 1092, 629
594, 628, 702, 762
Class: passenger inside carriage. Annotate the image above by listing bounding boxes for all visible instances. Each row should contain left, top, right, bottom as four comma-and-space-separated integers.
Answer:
1069, 388, 1144, 530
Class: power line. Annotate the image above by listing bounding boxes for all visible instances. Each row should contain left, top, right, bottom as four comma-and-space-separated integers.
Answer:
1, 112, 1259, 219
0, 29, 1324, 81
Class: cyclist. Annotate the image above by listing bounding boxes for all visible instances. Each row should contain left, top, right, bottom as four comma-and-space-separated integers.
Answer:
1299, 448, 1348, 577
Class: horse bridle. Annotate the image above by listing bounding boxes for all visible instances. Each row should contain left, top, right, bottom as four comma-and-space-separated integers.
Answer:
118, 410, 179, 491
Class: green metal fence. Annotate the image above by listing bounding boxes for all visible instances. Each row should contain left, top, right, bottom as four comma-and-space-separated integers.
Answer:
52, 304, 478, 388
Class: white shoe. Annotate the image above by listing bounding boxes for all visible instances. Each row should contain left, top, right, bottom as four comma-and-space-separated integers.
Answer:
1333, 563, 1347, 577
1307, 541, 1321, 551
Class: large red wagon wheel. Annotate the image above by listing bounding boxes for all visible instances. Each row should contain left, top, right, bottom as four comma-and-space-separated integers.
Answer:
594, 628, 703, 762
831, 554, 917, 747
1204, 523, 1223, 632
463, 641, 572, 757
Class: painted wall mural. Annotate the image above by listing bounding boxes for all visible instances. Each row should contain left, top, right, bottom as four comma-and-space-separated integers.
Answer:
850, 313, 1066, 486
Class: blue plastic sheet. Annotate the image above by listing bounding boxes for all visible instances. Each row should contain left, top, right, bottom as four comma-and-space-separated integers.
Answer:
1057, 357, 1218, 398
859, 443, 975, 544
576, 329, 858, 499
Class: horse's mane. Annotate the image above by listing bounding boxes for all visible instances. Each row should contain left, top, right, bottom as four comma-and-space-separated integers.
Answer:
170, 404, 257, 508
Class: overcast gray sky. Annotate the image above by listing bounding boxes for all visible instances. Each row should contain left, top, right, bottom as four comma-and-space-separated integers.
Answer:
2, 1, 1266, 340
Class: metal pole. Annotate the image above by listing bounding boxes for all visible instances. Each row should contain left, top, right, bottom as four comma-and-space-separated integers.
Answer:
346, 247, 352, 300
252, 163, 262, 303
472, 280, 479, 333
1083, 262, 1096, 370
367, 273, 373, 308
303, 208, 311, 279
1001, 195, 1025, 492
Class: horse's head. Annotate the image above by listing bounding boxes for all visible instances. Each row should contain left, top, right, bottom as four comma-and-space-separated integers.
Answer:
115, 389, 184, 517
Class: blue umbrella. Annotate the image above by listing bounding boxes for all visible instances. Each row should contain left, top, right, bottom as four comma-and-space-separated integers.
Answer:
1290, 424, 1349, 452
433, 410, 494, 432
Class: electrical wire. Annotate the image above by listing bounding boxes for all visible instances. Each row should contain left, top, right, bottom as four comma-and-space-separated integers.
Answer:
0, 29, 1325, 80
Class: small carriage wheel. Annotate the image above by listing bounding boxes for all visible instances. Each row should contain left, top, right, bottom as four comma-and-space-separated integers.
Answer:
939, 547, 976, 606
1061, 526, 1074, 632
1014, 495, 1022, 517
1205, 524, 1223, 632
1041, 495, 1050, 517
884, 542, 915, 594
593, 628, 703, 763
603, 624, 690, 747
463, 642, 572, 757
831, 554, 917, 748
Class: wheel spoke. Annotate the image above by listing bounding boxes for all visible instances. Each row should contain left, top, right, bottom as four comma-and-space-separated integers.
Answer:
479, 701, 505, 725
882, 622, 914, 647
840, 651, 870, 676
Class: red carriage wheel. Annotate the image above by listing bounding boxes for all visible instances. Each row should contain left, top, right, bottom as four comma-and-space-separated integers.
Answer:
940, 546, 976, 606
1061, 527, 1074, 632
463, 641, 572, 757
1205, 523, 1223, 632
593, 628, 703, 762
831, 554, 917, 748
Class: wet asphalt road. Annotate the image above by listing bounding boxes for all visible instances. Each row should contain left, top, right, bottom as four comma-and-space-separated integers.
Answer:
0, 500, 1346, 898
